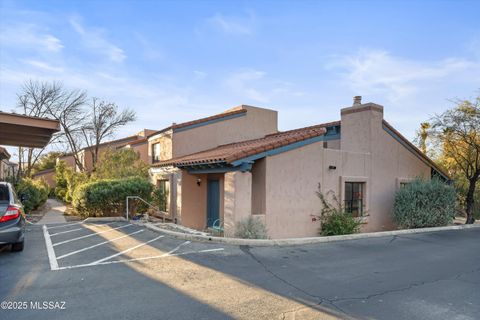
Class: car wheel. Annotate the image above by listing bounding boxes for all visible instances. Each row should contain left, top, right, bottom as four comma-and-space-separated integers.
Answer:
11, 241, 24, 252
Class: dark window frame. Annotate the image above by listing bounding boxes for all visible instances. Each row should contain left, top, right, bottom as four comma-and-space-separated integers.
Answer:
344, 182, 365, 217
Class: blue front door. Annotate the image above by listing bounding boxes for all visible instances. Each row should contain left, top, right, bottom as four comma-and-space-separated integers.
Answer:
206, 179, 220, 227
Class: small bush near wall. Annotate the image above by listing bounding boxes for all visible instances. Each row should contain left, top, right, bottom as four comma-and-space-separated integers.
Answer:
393, 178, 456, 229
72, 177, 153, 217
17, 178, 50, 213
316, 184, 362, 236
234, 216, 268, 239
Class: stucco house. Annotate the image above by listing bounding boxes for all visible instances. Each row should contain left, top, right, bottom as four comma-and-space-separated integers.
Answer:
149, 97, 448, 239
57, 129, 156, 173
148, 105, 278, 219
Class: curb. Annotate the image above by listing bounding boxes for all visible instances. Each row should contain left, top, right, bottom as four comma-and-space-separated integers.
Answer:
83, 217, 127, 223
139, 222, 480, 247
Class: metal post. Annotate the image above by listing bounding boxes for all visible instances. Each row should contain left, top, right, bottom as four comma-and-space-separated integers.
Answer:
126, 197, 129, 220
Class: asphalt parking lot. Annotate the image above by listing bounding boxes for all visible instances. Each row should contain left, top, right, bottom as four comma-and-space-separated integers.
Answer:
1, 222, 479, 320
42, 222, 224, 271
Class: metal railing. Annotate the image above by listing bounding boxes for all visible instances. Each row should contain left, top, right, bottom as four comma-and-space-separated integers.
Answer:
126, 196, 168, 223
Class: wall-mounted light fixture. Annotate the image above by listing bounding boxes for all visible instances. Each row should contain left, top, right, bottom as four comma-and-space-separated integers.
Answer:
196, 178, 202, 186
328, 165, 337, 170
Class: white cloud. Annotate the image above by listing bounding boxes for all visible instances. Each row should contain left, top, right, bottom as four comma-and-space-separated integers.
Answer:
207, 13, 254, 35
0, 24, 63, 52
224, 70, 269, 102
69, 17, 126, 62
22, 59, 63, 72
194, 70, 208, 79
328, 49, 478, 102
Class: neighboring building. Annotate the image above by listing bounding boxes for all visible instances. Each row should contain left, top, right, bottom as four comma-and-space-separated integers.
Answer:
152, 97, 449, 239
31, 168, 56, 188
59, 129, 156, 172
0, 147, 12, 180
116, 137, 149, 164
148, 105, 278, 221
2, 160, 18, 180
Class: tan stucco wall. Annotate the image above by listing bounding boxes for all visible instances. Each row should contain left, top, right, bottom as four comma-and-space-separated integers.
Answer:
257, 104, 432, 239
224, 171, 252, 237
33, 170, 55, 188
180, 171, 207, 230
57, 155, 76, 168
340, 104, 431, 232
129, 142, 149, 164
172, 106, 278, 158
251, 158, 266, 215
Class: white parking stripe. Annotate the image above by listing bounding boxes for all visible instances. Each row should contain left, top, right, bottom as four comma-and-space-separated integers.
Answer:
88, 235, 165, 265
56, 230, 145, 260
56, 247, 224, 270
43, 225, 59, 271
164, 241, 190, 256
49, 228, 84, 237
45, 222, 84, 229
53, 224, 133, 247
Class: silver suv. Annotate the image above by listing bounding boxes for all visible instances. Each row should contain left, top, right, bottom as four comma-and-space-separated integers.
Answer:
0, 182, 26, 252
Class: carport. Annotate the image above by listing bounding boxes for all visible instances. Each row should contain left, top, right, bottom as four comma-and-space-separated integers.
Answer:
0, 111, 60, 148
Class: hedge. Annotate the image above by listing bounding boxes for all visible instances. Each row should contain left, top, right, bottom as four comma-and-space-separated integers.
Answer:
72, 177, 153, 217
393, 178, 456, 228
17, 178, 50, 213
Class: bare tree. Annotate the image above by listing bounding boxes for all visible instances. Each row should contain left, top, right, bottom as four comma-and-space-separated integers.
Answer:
16, 81, 63, 177
430, 94, 480, 224
16, 80, 88, 174
81, 98, 136, 169
47, 88, 88, 171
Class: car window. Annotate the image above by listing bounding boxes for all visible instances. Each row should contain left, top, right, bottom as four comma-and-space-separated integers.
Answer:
0, 185, 10, 204
12, 188, 21, 205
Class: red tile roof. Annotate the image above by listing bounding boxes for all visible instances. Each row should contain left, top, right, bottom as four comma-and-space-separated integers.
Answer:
153, 123, 331, 167
147, 108, 247, 138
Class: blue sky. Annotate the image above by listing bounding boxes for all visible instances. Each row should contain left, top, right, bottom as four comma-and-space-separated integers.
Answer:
1, 0, 479, 149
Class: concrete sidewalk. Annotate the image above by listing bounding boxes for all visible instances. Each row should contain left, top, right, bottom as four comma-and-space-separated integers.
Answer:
37, 198, 67, 224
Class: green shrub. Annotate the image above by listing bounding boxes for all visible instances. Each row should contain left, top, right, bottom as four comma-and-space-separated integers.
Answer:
316, 184, 362, 236
17, 178, 50, 213
54, 161, 89, 203
234, 216, 268, 239
54, 161, 68, 200
393, 178, 456, 228
92, 148, 149, 180
320, 212, 361, 236
72, 177, 153, 217
152, 186, 168, 212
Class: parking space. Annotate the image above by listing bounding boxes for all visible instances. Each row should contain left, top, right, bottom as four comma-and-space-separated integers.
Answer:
42, 221, 224, 271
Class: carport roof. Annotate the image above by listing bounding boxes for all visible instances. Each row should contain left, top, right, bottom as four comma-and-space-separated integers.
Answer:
153, 122, 333, 168
0, 111, 60, 148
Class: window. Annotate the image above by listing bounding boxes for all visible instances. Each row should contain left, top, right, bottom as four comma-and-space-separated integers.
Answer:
156, 179, 169, 212
152, 143, 161, 163
344, 182, 364, 217
399, 182, 410, 188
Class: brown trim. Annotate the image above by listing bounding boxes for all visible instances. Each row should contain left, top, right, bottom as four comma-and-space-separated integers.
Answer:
0, 111, 60, 124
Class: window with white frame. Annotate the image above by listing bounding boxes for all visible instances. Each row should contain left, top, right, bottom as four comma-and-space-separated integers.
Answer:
152, 143, 161, 163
